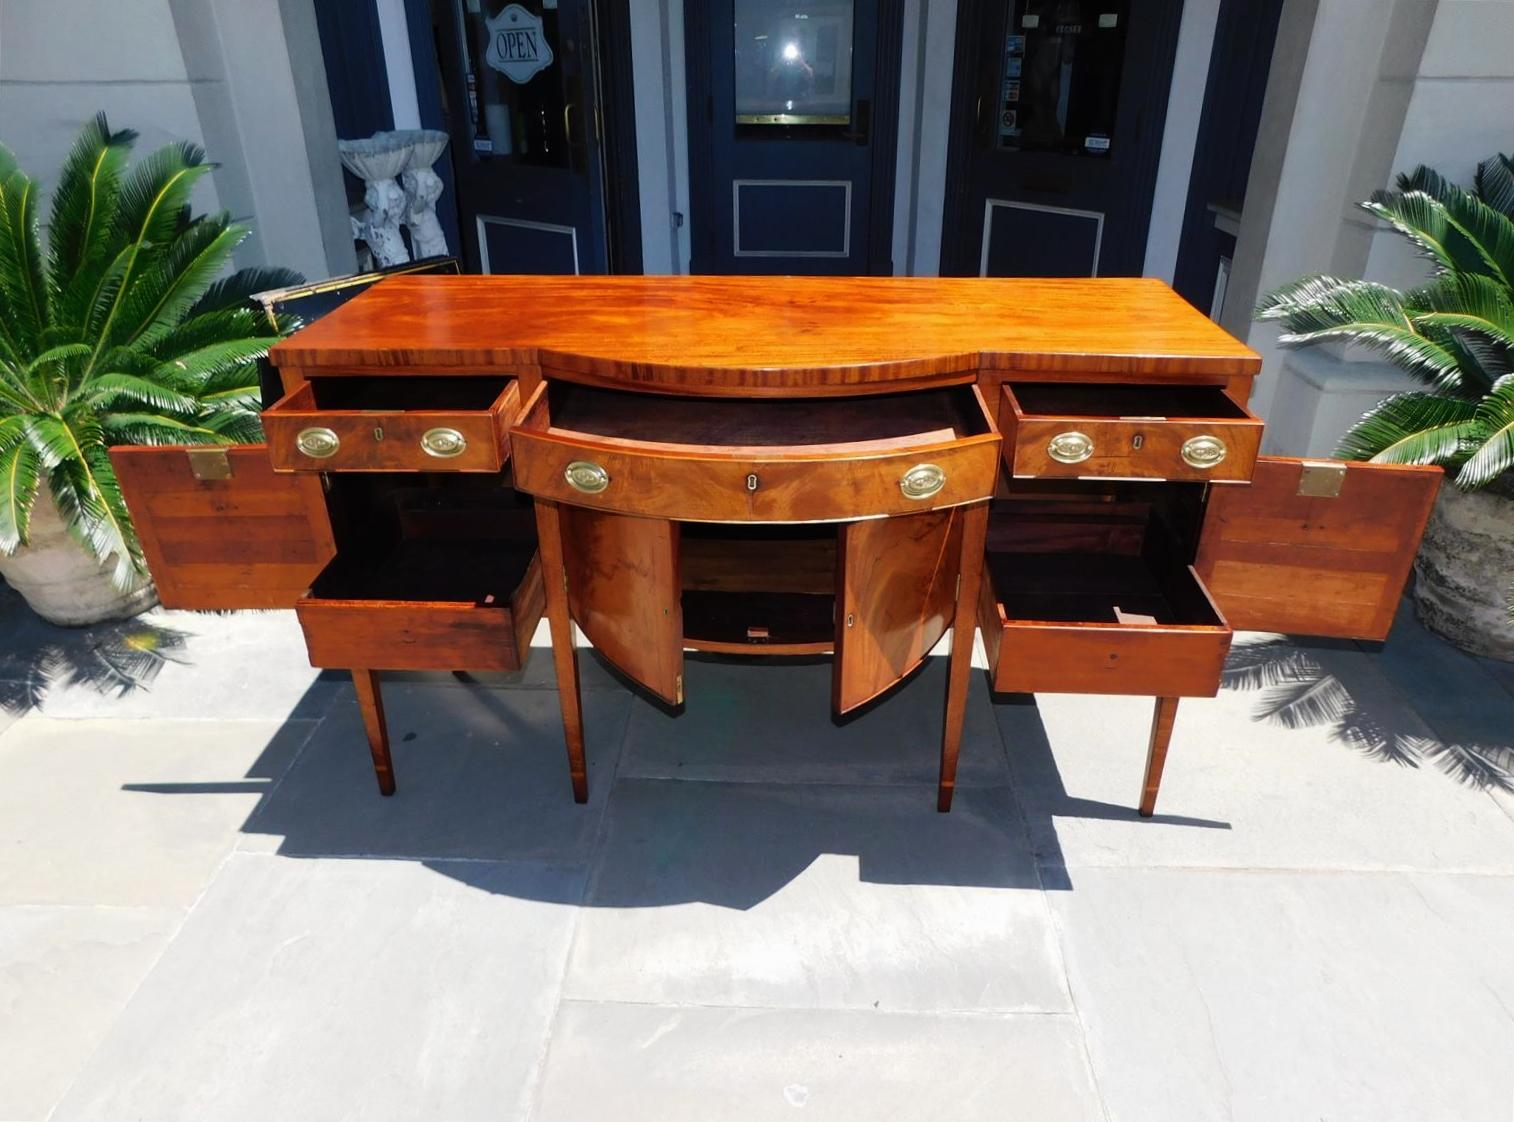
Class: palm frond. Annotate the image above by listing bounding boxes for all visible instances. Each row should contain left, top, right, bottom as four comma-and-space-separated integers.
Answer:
0, 169, 51, 354
1361, 190, 1485, 276
1454, 374, 1514, 488
0, 441, 41, 551
190, 265, 304, 317
146, 307, 270, 362
98, 413, 224, 445
47, 112, 136, 293
111, 140, 210, 251
46, 407, 141, 583
1475, 154, 1514, 219
154, 337, 272, 392
113, 214, 247, 348
1335, 392, 1480, 465
1254, 677, 1356, 730
80, 373, 198, 415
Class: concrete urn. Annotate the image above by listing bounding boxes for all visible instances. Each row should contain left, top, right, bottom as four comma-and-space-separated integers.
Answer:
1413, 475, 1514, 661
0, 489, 157, 627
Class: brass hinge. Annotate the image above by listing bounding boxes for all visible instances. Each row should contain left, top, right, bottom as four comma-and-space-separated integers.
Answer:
955, 573, 962, 601
186, 447, 231, 481
1297, 460, 1347, 498
675, 674, 684, 705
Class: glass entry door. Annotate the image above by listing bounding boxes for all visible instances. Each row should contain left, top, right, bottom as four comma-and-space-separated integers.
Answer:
687, 0, 900, 275
942, 0, 1183, 278
434, 0, 608, 273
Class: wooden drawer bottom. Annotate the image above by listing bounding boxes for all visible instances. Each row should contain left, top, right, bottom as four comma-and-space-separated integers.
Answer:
979, 512, 1233, 698
297, 540, 544, 672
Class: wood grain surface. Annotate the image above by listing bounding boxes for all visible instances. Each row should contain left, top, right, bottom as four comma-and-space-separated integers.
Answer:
110, 444, 334, 610
272, 275, 1260, 390
1195, 457, 1442, 640
833, 508, 962, 714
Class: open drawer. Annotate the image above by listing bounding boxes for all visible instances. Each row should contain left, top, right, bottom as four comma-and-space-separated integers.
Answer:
296, 476, 544, 671
263, 375, 519, 473
999, 382, 1262, 483
978, 489, 1233, 697
511, 381, 1001, 522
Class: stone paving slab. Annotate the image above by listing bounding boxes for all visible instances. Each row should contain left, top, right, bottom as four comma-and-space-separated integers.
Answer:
0, 904, 182, 1120
241, 680, 631, 863
531, 1001, 1104, 1122
0, 718, 314, 907
0, 590, 337, 722
1370, 600, 1514, 754
997, 636, 1514, 877
565, 779, 1070, 1013
1048, 866, 1514, 1122
618, 653, 1010, 788
50, 854, 585, 1122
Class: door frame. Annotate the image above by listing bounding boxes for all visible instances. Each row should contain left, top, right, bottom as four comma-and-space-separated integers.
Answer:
938, 0, 1185, 276
425, 0, 641, 273
684, 0, 906, 275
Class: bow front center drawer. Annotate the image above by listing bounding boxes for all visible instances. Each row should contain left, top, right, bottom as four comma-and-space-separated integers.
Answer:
509, 382, 1001, 522
263, 376, 519, 472
999, 382, 1262, 483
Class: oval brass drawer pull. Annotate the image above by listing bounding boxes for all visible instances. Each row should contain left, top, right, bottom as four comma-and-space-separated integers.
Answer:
564, 460, 610, 494
1046, 431, 1094, 465
1180, 434, 1228, 470
296, 427, 340, 459
900, 463, 946, 500
421, 427, 468, 458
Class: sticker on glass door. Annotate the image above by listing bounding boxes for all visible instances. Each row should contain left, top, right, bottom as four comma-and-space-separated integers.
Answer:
485, 3, 554, 83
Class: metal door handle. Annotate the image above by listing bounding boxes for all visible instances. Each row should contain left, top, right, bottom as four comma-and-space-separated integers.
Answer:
563, 102, 575, 145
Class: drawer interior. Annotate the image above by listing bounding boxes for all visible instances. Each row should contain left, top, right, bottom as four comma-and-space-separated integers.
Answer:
541, 383, 990, 449
313, 473, 537, 604
292, 376, 513, 412
680, 524, 836, 651
1007, 382, 1249, 420
986, 481, 1219, 626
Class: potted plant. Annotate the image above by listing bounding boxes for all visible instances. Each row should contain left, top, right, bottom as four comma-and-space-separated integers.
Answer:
0, 114, 298, 625
1257, 153, 1514, 661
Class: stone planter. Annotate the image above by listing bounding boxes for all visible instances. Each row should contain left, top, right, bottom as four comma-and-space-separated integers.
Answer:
1413, 475, 1514, 661
0, 489, 156, 627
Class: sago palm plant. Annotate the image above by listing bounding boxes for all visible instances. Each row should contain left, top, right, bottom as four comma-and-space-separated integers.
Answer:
0, 114, 300, 587
1257, 152, 1514, 620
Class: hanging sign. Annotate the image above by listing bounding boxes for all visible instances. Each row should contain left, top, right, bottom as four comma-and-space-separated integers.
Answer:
484, 4, 554, 84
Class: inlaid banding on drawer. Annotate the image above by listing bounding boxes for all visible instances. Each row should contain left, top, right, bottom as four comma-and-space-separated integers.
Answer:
510, 382, 1002, 522
999, 382, 1262, 483
263, 376, 519, 473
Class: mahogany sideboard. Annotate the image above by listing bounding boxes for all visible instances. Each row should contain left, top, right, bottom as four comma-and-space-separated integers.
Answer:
109, 276, 1441, 816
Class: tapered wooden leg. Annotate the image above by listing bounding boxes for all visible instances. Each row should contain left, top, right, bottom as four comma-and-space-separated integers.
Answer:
939, 502, 990, 813
351, 669, 395, 796
535, 500, 589, 803
1139, 696, 1180, 817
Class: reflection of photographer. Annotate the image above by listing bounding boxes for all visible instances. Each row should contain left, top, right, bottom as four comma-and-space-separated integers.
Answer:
767, 42, 816, 105
1021, 25, 1073, 144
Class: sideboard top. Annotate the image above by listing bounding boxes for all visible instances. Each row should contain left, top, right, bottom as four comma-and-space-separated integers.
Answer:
272, 275, 1260, 390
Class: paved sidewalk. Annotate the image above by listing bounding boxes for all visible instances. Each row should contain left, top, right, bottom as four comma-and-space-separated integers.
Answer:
1, 582, 1512, 1121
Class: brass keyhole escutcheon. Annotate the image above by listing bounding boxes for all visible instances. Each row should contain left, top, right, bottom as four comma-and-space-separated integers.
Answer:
746, 473, 759, 492
1046, 431, 1093, 465
899, 463, 946, 500
564, 460, 610, 494
1131, 433, 1144, 450
296, 427, 340, 459
1180, 434, 1227, 470
373, 426, 385, 442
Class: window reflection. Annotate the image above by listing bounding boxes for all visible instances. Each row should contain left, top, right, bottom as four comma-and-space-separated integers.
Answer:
734, 0, 854, 125
997, 0, 1128, 156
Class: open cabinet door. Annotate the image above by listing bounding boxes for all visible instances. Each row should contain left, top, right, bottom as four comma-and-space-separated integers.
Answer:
558, 504, 684, 704
834, 508, 963, 714
110, 445, 335, 609
1194, 457, 1441, 641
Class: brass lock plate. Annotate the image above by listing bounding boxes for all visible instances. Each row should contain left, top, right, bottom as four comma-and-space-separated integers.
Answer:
1297, 460, 1347, 497
186, 447, 231, 481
